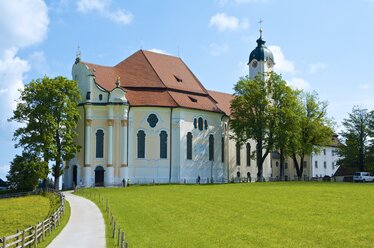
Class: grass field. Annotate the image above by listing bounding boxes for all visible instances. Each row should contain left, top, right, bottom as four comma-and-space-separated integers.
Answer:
0, 195, 52, 236
77, 183, 374, 248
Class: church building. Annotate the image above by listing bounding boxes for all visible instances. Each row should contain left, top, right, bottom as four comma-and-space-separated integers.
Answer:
63, 32, 273, 188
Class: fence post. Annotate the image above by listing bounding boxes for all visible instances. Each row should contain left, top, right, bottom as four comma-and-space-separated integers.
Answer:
34, 225, 37, 248
15, 229, 19, 247
2, 236, 6, 248
112, 221, 116, 238
117, 228, 121, 246
42, 221, 45, 240
125, 242, 128, 248
22, 230, 25, 247
121, 231, 125, 248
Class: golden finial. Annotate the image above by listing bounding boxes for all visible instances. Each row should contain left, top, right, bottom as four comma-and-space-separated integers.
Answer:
115, 76, 120, 87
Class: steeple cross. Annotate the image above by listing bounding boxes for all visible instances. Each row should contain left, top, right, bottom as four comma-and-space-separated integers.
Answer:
258, 19, 263, 37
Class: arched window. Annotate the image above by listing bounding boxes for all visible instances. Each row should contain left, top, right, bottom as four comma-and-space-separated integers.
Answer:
193, 118, 197, 129
221, 137, 225, 162
246, 143, 251, 167
137, 130, 146, 158
99, 94, 103, 101
204, 120, 208, 130
209, 134, 214, 161
187, 132, 193, 160
236, 142, 241, 166
96, 130, 104, 158
198, 117, 203, 131
160, 131, 168, 159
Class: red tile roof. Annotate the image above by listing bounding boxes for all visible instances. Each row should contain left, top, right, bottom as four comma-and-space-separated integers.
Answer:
208, 90, 234, 116
81, 50, 229, 114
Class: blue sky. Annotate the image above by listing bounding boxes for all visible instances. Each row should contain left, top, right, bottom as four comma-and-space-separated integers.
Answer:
0, 0, 374, 179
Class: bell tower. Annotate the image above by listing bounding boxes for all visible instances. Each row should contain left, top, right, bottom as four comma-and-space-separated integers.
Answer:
247, 29, 275, 79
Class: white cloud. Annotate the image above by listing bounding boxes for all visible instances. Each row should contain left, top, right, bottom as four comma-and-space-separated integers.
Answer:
0, 48, 29, 126
148, 48, 170, 55
209, 43, 230, 56
268, 45, 295, 74
0, 0, 49, 127
286, 77, 310, 91
77, 0, 133, 25
210, 13, 249, 32
0, 0, 49, 49
309, 62, 327, 74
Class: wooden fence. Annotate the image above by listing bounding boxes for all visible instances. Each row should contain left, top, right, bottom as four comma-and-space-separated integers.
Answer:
77, 189, 129, 248
0, 192, 65, 248
0, 188, 55, 200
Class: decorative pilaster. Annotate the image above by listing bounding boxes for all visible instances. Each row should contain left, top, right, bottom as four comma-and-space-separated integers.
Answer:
85, 119, 92, 167
107, 119, 113, 167
121, 120, 128, 167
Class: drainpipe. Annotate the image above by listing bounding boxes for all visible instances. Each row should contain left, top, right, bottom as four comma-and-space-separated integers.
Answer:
169, 108, 173, 183
127, 105, 131, 176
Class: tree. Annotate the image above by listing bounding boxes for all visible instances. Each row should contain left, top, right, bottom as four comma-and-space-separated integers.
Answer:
271, 78, 302, 180
7, 152, 49, 191
9, 76, 81, 190
289, 92, 333, 179
231, 72, 298, 181
338, 106, 374, 171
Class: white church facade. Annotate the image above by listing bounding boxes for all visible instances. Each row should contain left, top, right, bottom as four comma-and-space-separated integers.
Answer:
63, 33, 274, 188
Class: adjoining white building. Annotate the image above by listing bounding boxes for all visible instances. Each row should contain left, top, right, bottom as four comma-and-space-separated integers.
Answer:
271, 135, 340, 180
63, 32, 274, 188
310, 134, 340, 178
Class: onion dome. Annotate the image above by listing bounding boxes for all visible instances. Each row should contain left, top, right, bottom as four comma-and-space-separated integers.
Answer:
248, 29, 274, 65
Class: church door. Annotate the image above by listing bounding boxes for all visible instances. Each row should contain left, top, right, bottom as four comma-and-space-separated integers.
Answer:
95, 166, 105, 187
72, 165, 77, 186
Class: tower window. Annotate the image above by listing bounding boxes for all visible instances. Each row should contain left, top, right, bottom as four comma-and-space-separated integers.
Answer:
315, 161, 318, 168
160, 131, 168, 159
99, 94, 103, 101
137, 130, 146, 158
187, 132, 193, 160
209, 135, 214, 161
204, 120, 208, 130
86, 91, 91, 100
95, 130, 104, 158
193, 118, 197, 129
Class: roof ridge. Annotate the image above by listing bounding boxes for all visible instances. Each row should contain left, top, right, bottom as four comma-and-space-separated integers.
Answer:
140, 50, 168, 89
178, 58, 219, 105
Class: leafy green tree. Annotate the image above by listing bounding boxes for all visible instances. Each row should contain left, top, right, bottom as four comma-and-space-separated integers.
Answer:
338, 106, 374, 171
289, 92, 333, 179
231, 72, 298, 181
7, 152, 49, 191
10, 76, 81, 190
271, 78, 302, 180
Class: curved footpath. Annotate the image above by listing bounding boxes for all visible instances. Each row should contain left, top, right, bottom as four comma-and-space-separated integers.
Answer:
48, 191, 106, 248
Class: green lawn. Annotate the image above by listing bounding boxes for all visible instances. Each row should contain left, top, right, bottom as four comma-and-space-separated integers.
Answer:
0, 195, 52, 236
76, 183, 374, 248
